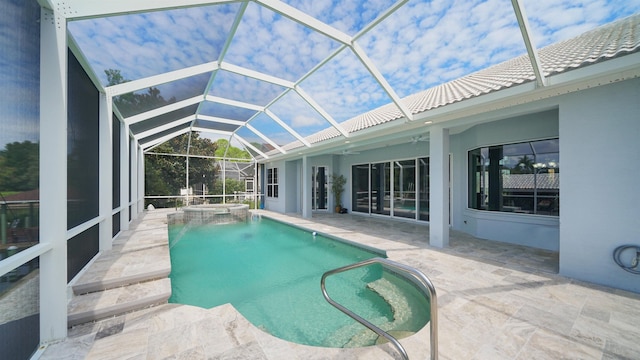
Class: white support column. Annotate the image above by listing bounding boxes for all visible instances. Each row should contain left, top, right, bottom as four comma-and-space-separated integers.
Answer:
120, 124, 130, 230
39, 7, 68, 342
130, 138, 139, 219
98, 93, 113, 250
138, 145, 145, 214
301, 156, 312, 218
429, 125, 450, 248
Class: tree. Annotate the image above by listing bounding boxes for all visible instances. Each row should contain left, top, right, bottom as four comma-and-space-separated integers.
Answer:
0, 141, 39, 192
104, 69, 218, 197
106, 69, 176, 117
513, 155, 535, 174
211, 178, 246, 195
214, 139, 251, 161
144, 133, 218, 196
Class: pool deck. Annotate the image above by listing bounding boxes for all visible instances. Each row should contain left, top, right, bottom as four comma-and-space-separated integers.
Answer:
39, 208, 640, 359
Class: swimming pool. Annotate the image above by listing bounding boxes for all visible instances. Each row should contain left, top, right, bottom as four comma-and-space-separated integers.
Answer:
168, 216, 429, 347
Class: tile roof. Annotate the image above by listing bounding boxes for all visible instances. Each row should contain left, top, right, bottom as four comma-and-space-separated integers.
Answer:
266, 14, 640, 158
502, 173, 560, 190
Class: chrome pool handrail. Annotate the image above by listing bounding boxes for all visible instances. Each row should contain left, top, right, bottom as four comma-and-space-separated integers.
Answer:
321, 257, 438, 360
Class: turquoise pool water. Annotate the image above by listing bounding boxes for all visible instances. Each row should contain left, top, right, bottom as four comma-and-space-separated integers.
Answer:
168, 217, 429, 347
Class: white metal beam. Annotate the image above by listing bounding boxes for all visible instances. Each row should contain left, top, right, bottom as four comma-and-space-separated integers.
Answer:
265, 109, 311, 147
351, 42, 413, 121
68, 34, 105, 93
197, 2, 247, 116
107, 62, 218, 97
245, 123, 286, 154
234, 134, 269, 159
511, 0, 547, 87
124, 95, 204, 125
205, 94, 264, 112
120, 124, 130, 230
50, 0, 237, 20
190, 127, 233, 137
141, 127, 191, 150
220, 62, 295, 88
134, 115, 197, 140
98, 93, 113, 251
353, 0, 409, 41
197, 114, 246, 126
130, 137, 139, 218
295, 86, 349, 138
39, 6, 68, 342
254, 0, 352, 45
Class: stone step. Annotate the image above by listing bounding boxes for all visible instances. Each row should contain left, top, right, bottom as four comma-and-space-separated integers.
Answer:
366, 277, 413, 326
67, 278, 171, 327
72, 268, 170, 295
72, 245, 170, 295
342, 277, 416, 347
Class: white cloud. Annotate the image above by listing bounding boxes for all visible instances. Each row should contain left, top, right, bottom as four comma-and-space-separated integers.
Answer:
68, 4, 238, 83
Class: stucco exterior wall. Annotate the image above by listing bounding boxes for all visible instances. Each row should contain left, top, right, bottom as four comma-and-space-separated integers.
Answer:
559, 77, 640, 293
452, 110, 560, 250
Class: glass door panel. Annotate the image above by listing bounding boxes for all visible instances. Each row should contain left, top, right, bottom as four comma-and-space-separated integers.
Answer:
393, 160, 417, 219
352, 164, 370, 213
418, 157, 429, 221
371, 162, 390, 215
312, 166, 328, 211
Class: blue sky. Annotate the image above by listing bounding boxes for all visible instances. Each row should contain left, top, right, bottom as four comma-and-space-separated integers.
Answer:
2, 1, 640, 149
0, 0, 40, 148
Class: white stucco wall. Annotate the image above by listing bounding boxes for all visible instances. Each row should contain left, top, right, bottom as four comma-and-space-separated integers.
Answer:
264, 161, 286, 213
559, 78, 640, 293
453, 110, 560, 250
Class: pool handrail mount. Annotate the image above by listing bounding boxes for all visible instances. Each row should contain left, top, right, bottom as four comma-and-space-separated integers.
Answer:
321, 257, 438, 360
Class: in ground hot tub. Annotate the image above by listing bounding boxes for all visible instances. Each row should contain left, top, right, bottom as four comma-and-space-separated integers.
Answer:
168, 204, 250, 226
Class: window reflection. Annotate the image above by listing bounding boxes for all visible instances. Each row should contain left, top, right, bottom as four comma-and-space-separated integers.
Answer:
469, 138, 559, 215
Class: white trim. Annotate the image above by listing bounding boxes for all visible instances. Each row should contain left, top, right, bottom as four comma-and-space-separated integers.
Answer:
234, 134, 269, 159
125, 95, 203, 125
98, 93, 113, 251
134, 115, 197, 140
295, 86, 349, 138
107, 61, 218, 97
39, 6, 69, 342
205, 94, 264, 112
140, 127, 192, 150
0, 243, 52, 278
197, 114, 246, 126
53, 0, 235, 20
511, 0, 546, 87
220, 62, 295, 88
351, 42, 413, 121
120, 123, 130, 230
265, 109, 311, 147
245, 123, 286, 154
254, 0, 352, 45
130, 138, 139, 219
66, 216, 104, 241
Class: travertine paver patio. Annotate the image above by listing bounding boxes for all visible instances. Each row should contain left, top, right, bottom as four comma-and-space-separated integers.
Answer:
39, 209, 640, 359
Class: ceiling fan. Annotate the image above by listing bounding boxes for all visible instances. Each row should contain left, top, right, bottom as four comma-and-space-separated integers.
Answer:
335, 149, 361, 155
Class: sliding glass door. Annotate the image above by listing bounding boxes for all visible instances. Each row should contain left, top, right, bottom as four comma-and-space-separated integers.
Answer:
352, 157, 432, 221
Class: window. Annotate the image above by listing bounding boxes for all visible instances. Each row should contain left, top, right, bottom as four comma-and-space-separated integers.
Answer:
245, 179, 254, 192
267, 168, 278, 198
469, 139, 559, 215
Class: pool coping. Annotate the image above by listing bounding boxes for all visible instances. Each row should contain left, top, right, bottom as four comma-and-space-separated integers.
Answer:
42, 208, 432, 359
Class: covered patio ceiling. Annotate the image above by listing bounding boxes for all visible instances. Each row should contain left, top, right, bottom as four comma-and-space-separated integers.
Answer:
42, 0, 640, 161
